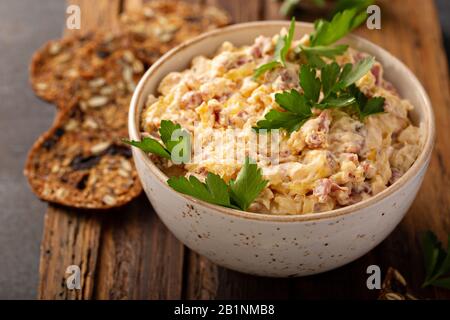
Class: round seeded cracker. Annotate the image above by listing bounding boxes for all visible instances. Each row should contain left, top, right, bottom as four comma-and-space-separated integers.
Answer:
30, 32, 131, 106
25, 50, 145, 209
119, 0, 230, 66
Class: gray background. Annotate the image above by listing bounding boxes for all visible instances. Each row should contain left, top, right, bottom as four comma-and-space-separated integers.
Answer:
0, 0, 65, 299
0, 0, 449, 300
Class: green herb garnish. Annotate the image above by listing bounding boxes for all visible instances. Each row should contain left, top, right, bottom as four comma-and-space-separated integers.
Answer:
168, 172, 235, 209
255, 57, 382, 132
168, 157, 268, 211
253, 17, 296, 79
123, 120, 190, 163
422, 231, 450, 290
255, 9, 368, 77
296, 8, 367, 67
310, 8, 366, 46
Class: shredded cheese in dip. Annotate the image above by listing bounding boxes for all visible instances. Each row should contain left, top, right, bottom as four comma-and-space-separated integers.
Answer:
141, 32, 423, 215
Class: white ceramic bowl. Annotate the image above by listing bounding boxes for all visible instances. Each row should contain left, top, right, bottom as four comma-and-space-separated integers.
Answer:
128, 22, 435, 277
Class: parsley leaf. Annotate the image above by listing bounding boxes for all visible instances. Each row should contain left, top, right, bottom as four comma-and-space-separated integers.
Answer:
253, 61, 280, 79
310, 8, 367, 46
253, 17, 296, 78
168, 173, 235, 208
422, 231, 450, 290
273, 89, 311, 115
159, 120, 181, 152
123, 120, 190, 162
255, 57, 379, 132
299, 65, 321, 102
318, 94, 356, 109
297, 8, 366, 66
167, 157, 268, 211
123, 137, 171, 159
339, 56, 374, 87
297, 44, 349, 68
229, 157, 269, 211
254, 109, 307, 133
349, 84, 385, 119
299, 45, 349, 58
254, 89, 312, 133
320, 62, 341, 97
360, 97, 385, 117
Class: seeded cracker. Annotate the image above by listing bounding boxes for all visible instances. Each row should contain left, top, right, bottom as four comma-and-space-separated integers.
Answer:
30, 32, 131, 106
119, 0, 230, 65
25, 50, 144, 209
26, 1, 229, 209
30, 0, 229, 107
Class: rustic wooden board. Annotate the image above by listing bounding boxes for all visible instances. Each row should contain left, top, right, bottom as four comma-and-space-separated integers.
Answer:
38, 0, 450, 300
37, 0, 121, 300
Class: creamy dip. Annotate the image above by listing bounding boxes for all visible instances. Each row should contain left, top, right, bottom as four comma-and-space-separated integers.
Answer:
141, 31, 422, 215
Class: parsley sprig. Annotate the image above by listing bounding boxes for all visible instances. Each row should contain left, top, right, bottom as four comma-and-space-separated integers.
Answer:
253, 9, 368, 77
168, 157, 268, 211
123, 120, 189, 162
125, 124, 268, 212
422, 231, 450, 290
297, 8, 367, 67
255, 57, 384, 132
253, 18, 296, 79
310, 8, 367, 47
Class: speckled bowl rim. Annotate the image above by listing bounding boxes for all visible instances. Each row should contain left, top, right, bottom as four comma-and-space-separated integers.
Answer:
129, 21, 435, 222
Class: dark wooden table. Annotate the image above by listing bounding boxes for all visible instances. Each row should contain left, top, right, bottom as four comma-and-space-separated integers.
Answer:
37, 0, 450, 299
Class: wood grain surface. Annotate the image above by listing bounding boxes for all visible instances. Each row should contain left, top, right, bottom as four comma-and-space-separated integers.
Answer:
37, 0, 450, 299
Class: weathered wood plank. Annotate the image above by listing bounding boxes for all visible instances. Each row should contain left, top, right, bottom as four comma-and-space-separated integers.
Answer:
92, 0, 186, 300
351, 0, 450, 299
184, 252, 219, 299
207, 0, 263, 23
93, 195, 185, 299
263, 0, 284, 21
38, 0, 122, 300
65, 0, 122, 34
38, 206, 102, 299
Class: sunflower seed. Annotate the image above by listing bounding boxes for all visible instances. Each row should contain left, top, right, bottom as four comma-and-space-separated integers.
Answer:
55, 188, 67, 199
49, 43, 61, 55
64, 119, 78, 131
100, 86, 114, 96
36, 82, 48, 91
120, 159, 132, 172
159, 32, 173, 43
91, 142, 111, 155
384, 292, 404, 300
83, 117, 98, 129
123, 50, 135, 63
132, 60, 144, 73
118, 169, 130, 178
102, 195, 117, 206
87, 96, 109, 108
393, 269, 407, 286
89, 78, 106, 88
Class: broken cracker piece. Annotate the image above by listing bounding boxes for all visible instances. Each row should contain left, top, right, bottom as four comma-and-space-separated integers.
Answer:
378, 267, 419, 300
